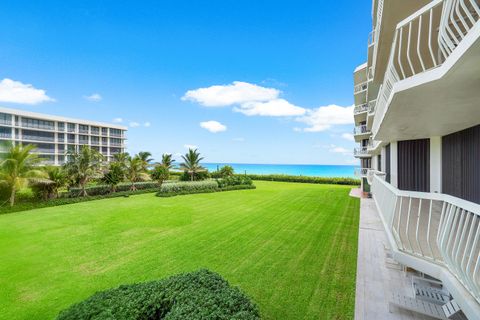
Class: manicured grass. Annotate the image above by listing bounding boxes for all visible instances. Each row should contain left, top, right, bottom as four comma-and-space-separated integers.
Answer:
0, 181, 360, 320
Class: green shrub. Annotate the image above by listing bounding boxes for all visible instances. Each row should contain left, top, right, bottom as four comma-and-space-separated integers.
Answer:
217, 175, 252, 188
56, 269, 260, 320
179, 170, 210, 181
156, 184, 256, 197
242, 174, 360, 185
69, 181, 160, 197
159, 180, 218, 193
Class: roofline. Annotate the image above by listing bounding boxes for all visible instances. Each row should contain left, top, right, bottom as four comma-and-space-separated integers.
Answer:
0, 106, 128, 130
354, 62, 368, 73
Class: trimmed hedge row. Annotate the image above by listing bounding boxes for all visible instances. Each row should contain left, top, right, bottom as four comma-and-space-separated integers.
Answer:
159, 180, 219, 193
157, 184, 256, 197
241, 174, 360, 185
0, 187, 160, 215
68, 181, 161, 197
56, 269, 260, 320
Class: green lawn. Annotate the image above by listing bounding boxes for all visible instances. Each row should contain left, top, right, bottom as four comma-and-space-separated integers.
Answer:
0, 181, 360, 320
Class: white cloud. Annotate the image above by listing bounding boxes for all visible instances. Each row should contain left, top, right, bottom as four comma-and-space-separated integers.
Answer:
84, 93, 102, 102
182, 81, 279, 107
113, 118, 123, 123
296, 104, 354, 132
184, 144, 198, 150
232, 137, 245, 142
326, 144, 352, 155
200, 120, 227, 133
341, 132, 354, 141
129, 122, 140, 128
0, 78, 55, 105
234, 99, 306, 117
144, 122, 151, 127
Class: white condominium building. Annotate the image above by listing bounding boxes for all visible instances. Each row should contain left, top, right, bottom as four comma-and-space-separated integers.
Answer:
353, 0, 480, 319
0, 106, 127, 165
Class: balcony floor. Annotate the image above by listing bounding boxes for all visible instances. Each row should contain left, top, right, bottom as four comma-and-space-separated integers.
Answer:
355, 198, 436, 320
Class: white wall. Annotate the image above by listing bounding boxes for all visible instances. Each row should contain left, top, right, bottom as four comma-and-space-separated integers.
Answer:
390, 141, 398, 188
430, 136, 442, 193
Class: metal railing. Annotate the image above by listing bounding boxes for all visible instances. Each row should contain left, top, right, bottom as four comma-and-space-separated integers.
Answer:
354, 167, 369, 177
372, 0, 480, 135
353, 124, 370, 135
371, 175, 480, 303
354, 147, 369, 157
22, 135, 55, 142
354, 81, 368, 94
354, 103, 369, 114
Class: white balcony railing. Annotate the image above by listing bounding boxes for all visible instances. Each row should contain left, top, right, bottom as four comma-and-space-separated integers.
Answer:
354, 81, 368, 94
353, 125, 370, 136
373, 0, 480, 135
371, 175, 480, 305
354, 103, 369, 115
354, 147, 369, 157
354, 167, 369, 177
368, 99, 377, 115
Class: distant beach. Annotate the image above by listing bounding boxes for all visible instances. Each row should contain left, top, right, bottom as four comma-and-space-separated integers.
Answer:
202, 163, 358, 178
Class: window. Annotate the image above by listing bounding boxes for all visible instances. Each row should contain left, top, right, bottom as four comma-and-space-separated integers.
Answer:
79, 135, 88, 144
22, 130, 55, 142
0, 126, 11, 138
91, 136, 99, 145
21, 118, 54, 130
102, 146, 108, 154
102, 128, 108, 135
67, 123, 76, 132
79, 124, 89, 133
110, 138, 122, 146
0, 113, 12, 125
110, 128, 122, 137
91, 126, 99, 135
67, 134, 76, 143
57, 144, 65, 153
57, 122, 65, 131
101, 137, 107, 144
57, 133, 65, 142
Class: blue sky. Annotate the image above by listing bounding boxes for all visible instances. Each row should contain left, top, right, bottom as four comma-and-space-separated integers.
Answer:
0, 0, 371, 164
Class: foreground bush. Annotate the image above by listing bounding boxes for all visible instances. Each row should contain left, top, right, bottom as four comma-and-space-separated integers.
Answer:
159, 180, 219, 193
157, 184, 256, 197
217, 175, 252, 188
69, 181, 160, 197
56, 269, 260, 320
243, 174, 360, 186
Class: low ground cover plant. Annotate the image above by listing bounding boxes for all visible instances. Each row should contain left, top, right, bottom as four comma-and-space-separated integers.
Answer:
56, 269, 260, 320
243, 174, 360, 185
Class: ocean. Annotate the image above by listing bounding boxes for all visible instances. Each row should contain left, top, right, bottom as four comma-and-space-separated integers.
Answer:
202, 163, 358, 178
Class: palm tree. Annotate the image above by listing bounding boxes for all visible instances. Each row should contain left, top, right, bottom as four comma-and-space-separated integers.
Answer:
44, 166, 68, 198
125, 156, 150, 190
151, 164, 169, 187
64, 146, 104, 196
102, 161, 125, 193
0, 143, 46, 206
180, 149, 205, 181
113, 152, 130, 166
161, 153, 175, 170
137, 151, 153, 171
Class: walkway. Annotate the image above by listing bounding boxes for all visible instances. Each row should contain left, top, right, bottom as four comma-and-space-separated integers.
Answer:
355, 197, 436, 320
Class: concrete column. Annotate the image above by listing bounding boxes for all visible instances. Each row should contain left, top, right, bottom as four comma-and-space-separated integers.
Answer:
391, 141, 398, 188
430, 136, 442, 193
381, 147, 386, 173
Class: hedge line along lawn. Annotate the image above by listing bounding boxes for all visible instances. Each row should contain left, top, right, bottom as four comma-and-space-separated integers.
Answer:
0, 181, 360, 320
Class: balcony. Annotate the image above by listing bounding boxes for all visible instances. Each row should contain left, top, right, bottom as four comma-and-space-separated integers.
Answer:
354, 103, 368, 115
22, 135, 55, 142
372, 0, 480, 140
353, 125, 371, 142
354, 167, 369, 177
354, 147, 370, 158
371, 175, 480, 319
0, 119, 12, 126
354, 81, 368, 94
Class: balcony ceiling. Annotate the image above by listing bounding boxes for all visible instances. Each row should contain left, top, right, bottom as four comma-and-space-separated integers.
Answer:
373, 0, 431, 84
374, 32, 480, 141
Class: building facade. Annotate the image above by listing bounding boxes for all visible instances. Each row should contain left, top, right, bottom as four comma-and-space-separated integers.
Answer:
0, 107, 127, 165
354, 0, 480, 318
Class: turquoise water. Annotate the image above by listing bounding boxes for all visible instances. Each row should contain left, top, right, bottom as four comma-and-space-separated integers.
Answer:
202, 163, 358, 178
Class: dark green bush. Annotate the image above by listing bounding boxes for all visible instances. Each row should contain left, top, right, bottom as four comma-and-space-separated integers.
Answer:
156, 184, 256, 197
242, 174, 360, 185
179, 170, 210, 181
217, 175, 252, 188
69, 181, 160, 197
56, 269, 260, 320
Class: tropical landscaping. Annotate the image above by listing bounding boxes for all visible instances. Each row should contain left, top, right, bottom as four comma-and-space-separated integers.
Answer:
0, 180, 359, 319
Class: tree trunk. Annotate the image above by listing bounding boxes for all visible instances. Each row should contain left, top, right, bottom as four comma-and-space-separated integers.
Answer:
131, 181, 136, 191
9, 185, 16, 207
81, 182, 88, 197
190, 172, 194, 181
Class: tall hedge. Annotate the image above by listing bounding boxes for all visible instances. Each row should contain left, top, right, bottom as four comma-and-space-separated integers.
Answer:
241, 174, 360, 185
57, 269, 260, 320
